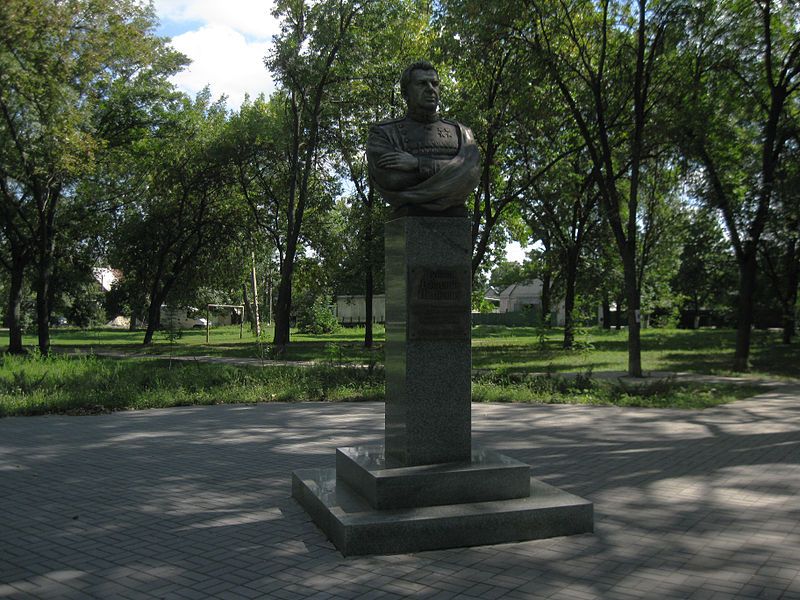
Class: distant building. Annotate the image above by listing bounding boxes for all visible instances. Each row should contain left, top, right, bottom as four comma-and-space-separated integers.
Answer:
497, 280, 565, 326
159, 305, 238, 329
482, 286, 502, 312
334, 294, 386, 325
498, 281, 543, 313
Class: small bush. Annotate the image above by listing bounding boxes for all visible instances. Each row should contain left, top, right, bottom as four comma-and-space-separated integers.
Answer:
63, 285, 106, 328
296, 297, 340, 335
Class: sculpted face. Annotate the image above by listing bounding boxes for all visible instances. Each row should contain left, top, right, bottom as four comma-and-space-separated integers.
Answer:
405, 69, 440, 113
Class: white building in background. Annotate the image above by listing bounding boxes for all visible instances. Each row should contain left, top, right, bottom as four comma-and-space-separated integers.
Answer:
482, 286, 502, 312
159, 305, 238, 329
498, 281, 543, 313
333, 283, 567, 326
498, 280, 566, 326
334, 294, 386, 325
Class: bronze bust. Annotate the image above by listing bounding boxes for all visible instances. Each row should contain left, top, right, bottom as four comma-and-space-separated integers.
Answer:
367, 61, 481, 215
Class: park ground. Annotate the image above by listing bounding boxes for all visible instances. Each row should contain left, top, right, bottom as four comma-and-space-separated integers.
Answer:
2, 326, 799, 598
1, 326, 798, 417
2, 382, 799, 599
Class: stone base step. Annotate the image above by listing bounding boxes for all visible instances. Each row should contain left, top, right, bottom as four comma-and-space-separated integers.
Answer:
292, 467, 593, 556
336, 445, 531, 509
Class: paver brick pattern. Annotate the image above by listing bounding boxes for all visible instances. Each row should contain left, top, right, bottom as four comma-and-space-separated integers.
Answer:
1, 383, 800, 599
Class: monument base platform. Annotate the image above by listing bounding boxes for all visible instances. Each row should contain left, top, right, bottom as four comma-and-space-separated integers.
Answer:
336, 446, 531, 509
292, 453, 593, 556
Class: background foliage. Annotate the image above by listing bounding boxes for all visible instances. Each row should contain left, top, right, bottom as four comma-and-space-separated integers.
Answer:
1, 0, 798, 375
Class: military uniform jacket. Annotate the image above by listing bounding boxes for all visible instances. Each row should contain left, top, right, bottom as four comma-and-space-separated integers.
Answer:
367, 114, 481, 212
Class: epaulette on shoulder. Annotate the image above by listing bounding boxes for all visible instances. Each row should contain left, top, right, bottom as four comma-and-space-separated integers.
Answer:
372, 116, 405, 128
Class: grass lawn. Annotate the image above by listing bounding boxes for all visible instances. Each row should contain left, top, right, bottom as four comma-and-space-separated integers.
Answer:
26, 324, 800, 379
0, 353, 384, 417
470, 325, 800, 380
32, 324, 381, 363
0, 350, 764, 417
2, 325, 793, 416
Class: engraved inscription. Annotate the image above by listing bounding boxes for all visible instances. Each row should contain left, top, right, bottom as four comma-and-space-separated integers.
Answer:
409, 267, 471, 340
416, 270, 461, 302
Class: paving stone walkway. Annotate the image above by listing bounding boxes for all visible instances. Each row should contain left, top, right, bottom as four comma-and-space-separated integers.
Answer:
2, 383, 800, 599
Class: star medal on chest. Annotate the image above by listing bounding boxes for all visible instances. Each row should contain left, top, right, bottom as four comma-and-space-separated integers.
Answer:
437, 126, 453, 139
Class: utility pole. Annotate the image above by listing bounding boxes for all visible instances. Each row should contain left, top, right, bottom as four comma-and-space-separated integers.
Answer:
250, 251, 261, 336
265, 258, 273, 326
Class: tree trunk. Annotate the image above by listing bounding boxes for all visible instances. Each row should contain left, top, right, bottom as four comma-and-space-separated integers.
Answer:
242, 283, 252, 324
35, 188, 59, 355
539, 235, 553, 327
142, 298, 162, 345
6, 256, 26, 354
272, 258, 293, 351
601, 293, 611, 330
615, 292, 624, 330
622, 252, 642, 377
562, 249, 578, 349
266, 272, 272, 326
733, 250, 758, 371
250, 252, 261, 336
782, 232, 798, 344
142, 280, 171, 345
35, 240, 54, 355
540, 278, 551, 327
364, 268, 374, 348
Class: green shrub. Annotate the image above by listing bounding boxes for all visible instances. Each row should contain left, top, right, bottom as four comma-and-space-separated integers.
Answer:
66, 288, 105, 328
296, 297, 340, 334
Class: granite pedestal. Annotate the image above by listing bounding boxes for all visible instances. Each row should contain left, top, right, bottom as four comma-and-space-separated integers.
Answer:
292, 215, 593, 555
384, 216, 473, 466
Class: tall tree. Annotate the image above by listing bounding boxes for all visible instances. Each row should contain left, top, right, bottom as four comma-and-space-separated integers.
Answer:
110, 93, 239, 345
435, 0, 571, 279
759, 131, 800, 343
0, 0, 185, 353
224, 91, 339, 345
223, 94, 292, 318
327, 0, 430, 347
524, 152, 599, 348
673, 208, 737, 329
0, 213, 32, 353
677, 0, 800, 369
515, 0, 685, 375
265, 0, 376, 352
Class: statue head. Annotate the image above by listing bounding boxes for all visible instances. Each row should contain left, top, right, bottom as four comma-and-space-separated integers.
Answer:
400, 60, 440, 114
